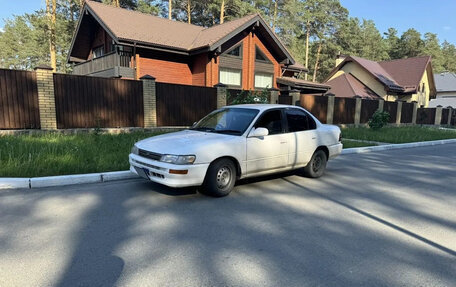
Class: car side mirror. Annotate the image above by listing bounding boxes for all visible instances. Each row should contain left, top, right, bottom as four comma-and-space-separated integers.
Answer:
248, 127, 269, 138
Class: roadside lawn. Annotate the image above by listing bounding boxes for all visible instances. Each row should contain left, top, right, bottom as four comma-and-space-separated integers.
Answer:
341, 126, 456, 144
2, 126, 455, 178
0, 131, 164, 178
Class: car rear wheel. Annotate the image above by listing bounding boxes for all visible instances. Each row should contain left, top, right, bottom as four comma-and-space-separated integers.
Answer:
200, 158, 236, 197
303, 150, 327, 178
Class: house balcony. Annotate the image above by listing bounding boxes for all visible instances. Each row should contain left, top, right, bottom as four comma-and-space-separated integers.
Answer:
72, 51, 135, 79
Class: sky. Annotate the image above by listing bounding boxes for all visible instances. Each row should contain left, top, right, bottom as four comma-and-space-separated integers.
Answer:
339, 0, 456, 44
1, 0, 456, 44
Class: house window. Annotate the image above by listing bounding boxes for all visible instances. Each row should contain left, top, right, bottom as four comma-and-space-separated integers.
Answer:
226, 45, 241, 57
255, 46, 270, 62
220, 68, 241, 87
254, 72, 273, 89
93, 46, 104, 58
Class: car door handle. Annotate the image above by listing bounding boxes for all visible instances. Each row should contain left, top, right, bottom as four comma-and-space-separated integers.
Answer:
312, 137, 316, 139
280, 141, 287, 144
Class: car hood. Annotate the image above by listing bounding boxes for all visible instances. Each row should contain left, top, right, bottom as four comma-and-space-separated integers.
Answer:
135, 130, 241, 159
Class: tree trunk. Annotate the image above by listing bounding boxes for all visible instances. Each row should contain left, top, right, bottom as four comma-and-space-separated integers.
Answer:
168, 0, 172, 19
220, 0, 225, 24
272, 0, 277, 30
304, 19, 310, 80
312, 41, 323, 82
46, 0, 57, 72
187, 0, 191, 24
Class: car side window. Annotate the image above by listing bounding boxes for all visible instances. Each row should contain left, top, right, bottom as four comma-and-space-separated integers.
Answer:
254, 110, 283, 135
286, 109, 316, 132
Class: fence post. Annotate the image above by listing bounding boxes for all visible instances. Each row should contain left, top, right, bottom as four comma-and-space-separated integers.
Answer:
411, 101, 418, 125
396, 100, 403, 125
434, 106, 443, 126
326, 94, 335, 125
214, 83, 227, 108
141, 75, 157, 128
35, 65, 57, 130
269, 88, 279, 104
289, 89, 300, 106
378, 99, 384, 112
354, 96, 362, 126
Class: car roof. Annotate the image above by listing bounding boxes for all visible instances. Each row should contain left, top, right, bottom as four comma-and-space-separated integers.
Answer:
227, 104, 301, 111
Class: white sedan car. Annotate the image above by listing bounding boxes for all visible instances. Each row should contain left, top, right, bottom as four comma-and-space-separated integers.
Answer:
130, 104, 342, 197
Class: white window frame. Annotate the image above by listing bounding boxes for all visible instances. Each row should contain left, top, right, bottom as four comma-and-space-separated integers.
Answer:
254, 72, 273, 89
220, 68, 242, 87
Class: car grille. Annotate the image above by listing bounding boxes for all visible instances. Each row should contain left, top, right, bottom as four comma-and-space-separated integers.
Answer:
138, 149, 162, 161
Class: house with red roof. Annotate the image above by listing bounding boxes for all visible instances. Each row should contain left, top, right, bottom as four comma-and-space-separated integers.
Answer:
324, 55, 436, 107
67, 1, 328, 94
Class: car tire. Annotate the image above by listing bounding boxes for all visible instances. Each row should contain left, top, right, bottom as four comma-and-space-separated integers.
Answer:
303, 150, 327, 178
201, 158, 236, 197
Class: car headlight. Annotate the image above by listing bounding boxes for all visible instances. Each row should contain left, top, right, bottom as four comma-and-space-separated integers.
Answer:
160, 154, 196, 165
131, 145, 139, 155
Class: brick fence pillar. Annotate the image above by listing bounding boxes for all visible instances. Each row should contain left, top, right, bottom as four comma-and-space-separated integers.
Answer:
411, 101, 418, 125
141, 75, 157, 128
378, 99, 384, 112
396, 100, 403, 125
434, 106, 443, 126
214, 83, 227, 109
35, 65, 57, 130
326, 94, 335, 125
289, 89, 300, 106
354, 96, 362, 126
269, 88, 280, 104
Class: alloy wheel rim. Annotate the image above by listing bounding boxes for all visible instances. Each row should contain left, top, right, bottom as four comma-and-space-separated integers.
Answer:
216, 166, 231, 189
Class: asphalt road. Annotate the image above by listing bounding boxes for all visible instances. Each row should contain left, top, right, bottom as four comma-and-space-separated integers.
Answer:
1, 144, 455, 287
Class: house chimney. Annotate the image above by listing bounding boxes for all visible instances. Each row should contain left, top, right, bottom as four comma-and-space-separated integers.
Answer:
336, 53, 347, 67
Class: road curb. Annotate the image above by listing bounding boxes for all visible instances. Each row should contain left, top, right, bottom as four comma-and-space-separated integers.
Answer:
1, 139, 456, 191
0, 171, 139, 191
342, 138, 456, 155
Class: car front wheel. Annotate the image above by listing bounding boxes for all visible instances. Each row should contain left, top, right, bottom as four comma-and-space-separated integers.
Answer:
303, 150, 327, 178
201, 158, 236, 197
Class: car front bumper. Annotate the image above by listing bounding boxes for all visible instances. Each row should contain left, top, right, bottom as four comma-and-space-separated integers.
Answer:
129, 153, 209, 188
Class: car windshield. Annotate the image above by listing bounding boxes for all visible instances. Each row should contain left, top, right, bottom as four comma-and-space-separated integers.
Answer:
190, 108, 259, 135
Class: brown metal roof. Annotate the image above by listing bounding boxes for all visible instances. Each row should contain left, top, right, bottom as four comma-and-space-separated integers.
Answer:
325, 55, 433, 94
325, 73, 381, 99
83, 0, 290, 59
277, 77, 331, 90
347, 56, 403, 91
379, 56, 431, 89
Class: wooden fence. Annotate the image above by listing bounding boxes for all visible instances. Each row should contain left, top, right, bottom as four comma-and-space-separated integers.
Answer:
156, 82, 217, 126
1, 66, 455, 130
299, 94, 454, 126
300, 95, 327, 123
0, 69, 40, 129
53, 74, 143, 128
334, 98, 356, 124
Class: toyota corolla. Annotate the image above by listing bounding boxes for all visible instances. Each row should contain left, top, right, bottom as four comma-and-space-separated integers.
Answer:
129, 104, 342, 197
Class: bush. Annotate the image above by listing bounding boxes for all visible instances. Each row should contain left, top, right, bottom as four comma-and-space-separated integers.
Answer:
368, 110, 390, 130
228, 89, 269, 105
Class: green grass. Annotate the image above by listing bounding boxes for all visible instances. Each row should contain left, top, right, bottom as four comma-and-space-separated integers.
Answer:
341, 126, 456, 144
0, 131, 165, 178
341, 140, 377, 149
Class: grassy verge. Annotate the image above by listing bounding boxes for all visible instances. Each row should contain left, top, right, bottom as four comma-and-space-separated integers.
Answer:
341, 126, 456, 144
0, 131, 164, 178
341, 140, 377, 149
